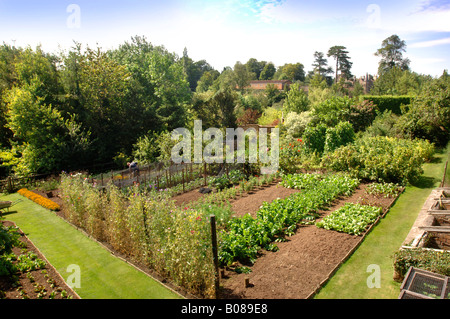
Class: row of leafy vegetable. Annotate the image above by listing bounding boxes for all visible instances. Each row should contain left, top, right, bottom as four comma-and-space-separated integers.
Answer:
218, 172, 361, 266
218, 173, 399, 267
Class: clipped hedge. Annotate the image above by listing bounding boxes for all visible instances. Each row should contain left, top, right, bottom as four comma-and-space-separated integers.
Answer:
393, 248, 450, 280
17, 188, 60, 211
361, 95, 414, 115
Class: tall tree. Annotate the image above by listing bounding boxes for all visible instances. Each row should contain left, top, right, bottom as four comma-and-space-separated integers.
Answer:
233, 61, 252, 91
148, 49, 191, 130
275, 63, 305, 82
327, 46, 353, 83
375, 34, 410, 75
196, 70, 220, 93
245, 58, 266, 80
76, 47, 131, 162
106, 36, 160, 141
191, 88, 237, 129
312, 51, 333, 78
181, 47, 214, 91
5, 79, 90, 175
259, 62, 276, 80
283, 83, 310, 114
0, 43, 21, 148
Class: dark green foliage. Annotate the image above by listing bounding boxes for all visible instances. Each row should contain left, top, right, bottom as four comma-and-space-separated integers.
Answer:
0, 225, 20, 276
361, 95, 413, 115
324, 121, 355, 153
396, 74, 450, 147
303, 123, 327, 154
1, 37, 193, 176
393, 248, 450, 278
322, 136, 434, 184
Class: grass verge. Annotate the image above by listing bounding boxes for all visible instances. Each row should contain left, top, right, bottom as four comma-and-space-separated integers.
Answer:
314, 144, 450, 299
0, 192, 182, 299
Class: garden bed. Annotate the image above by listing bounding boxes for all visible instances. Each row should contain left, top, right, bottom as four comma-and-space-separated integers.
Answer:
0, 221, 79, 299
20, 177, 399, 299
217, 182, 399, 299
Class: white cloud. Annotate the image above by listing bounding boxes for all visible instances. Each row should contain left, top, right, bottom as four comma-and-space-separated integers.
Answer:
410, 37, 450, 48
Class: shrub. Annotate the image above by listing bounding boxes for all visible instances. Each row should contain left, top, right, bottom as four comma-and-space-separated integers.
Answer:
364, 110, 403, 138
209, 175, 232, 190
347, 100, 377, 132
393, 248, 450, 279
303, 123, 327, 154
322, 136, 434, 184
311, 96, 354, 127
324, 121, 355, 153
361, 95, 413, 115
257, 107, 282, 126
283, 111, 312, 138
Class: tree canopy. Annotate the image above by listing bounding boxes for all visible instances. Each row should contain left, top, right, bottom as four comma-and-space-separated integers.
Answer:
327, 46, 353, 83
375, 34, 410, 75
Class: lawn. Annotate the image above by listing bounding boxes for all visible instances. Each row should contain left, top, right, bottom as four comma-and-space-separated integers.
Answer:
314, 144, 450, 299
0, 192, 182, 299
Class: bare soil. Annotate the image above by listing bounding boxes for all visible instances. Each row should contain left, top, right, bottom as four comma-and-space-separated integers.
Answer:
172, 181, 397, 299
0, 221, 79, 299
217, 183, 397, 299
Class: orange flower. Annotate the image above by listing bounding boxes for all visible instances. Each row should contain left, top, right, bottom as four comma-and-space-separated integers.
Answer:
18, 188, 60, 211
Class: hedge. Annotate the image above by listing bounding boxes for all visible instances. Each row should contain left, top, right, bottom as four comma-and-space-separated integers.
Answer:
393, 248, 450, 278
361, 95, 414, 115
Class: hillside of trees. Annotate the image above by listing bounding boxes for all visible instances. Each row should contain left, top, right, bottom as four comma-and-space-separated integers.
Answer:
0, 34, 449, 178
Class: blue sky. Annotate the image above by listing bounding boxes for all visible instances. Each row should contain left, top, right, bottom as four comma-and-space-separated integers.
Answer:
1, 0, 449, 77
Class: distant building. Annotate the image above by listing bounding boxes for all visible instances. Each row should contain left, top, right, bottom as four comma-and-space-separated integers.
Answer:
248, 80, 291, 91
336, 73, 375, 94
357, 73, 375, 94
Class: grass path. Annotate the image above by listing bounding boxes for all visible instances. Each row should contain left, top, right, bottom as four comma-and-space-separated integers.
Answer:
314, 145, 449, 299
1, 192, 182, 299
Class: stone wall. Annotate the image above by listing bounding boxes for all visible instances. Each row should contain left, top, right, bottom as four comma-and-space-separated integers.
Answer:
426, 232, 450, 250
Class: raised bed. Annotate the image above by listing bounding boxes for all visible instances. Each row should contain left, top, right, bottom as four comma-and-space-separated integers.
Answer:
399, 267, 449, 299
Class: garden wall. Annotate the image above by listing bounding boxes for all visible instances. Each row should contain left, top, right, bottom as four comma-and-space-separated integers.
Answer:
426, 231, 450, 250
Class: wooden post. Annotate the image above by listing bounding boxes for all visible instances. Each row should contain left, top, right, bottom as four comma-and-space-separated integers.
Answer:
182, 167, 185, 193
165, 168, 169, 188
7, 176, 13, 193
169, 165, 172, 188
210, 215, 220, 299
101, 173, 104, 187
204, 162, 207, 186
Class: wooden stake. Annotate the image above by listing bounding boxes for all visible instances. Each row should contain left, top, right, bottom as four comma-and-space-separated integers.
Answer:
210, 215, 220, 299
182, 167, 185, 193
204, 162, 207, 186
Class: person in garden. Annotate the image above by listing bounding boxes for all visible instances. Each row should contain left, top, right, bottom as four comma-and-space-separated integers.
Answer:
127, 161, 140, 177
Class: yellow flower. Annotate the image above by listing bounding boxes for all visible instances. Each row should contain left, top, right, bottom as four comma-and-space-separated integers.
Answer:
18, 188, 60, 211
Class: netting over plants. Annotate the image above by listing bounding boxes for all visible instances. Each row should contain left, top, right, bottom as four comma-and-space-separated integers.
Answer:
399, 267, 449, 299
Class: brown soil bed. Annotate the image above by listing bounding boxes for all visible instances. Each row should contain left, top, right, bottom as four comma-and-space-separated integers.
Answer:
0, 221, 79, 299
218, 183, 398, 299
171, 179, 300, 211
13, 181, 398, 300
